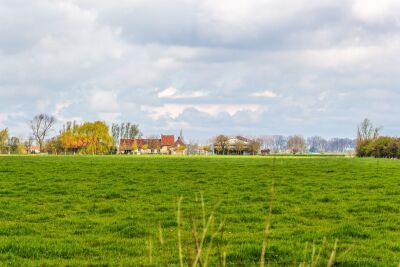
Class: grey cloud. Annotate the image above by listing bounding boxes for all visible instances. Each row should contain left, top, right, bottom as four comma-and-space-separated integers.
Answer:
1, 0, 400, 139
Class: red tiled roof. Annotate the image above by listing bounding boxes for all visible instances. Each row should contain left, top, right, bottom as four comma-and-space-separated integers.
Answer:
120, 139, 133, 147
120, 135, 175, 150
135, 139, 145, 148
161, 135, 174, 146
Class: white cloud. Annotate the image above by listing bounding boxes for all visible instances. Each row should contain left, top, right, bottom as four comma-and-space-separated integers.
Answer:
89, 90, 119, 112
54, 101, 72, 117
1, 0, 400, 138
250, 90, 278, 98
142, 104, 263, 119
157, 86, 209, 99
352, 0, 400, 23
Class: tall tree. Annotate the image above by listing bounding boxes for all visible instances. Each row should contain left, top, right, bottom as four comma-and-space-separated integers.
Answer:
30, 114, 56, 152
110, 122, 140, 153
0, 128, 9, 154
111, 123, 121, 153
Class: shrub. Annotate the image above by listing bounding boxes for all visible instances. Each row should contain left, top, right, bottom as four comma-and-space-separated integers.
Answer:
356, 136, 400, 158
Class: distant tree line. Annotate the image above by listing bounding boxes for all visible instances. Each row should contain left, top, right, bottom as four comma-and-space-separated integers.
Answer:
210, 134, 355, 155
0, 113, 141, 155
0, 112, 364, 155
260, 135, 354, 154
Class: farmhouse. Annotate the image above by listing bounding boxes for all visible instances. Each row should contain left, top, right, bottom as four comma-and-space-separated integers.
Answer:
119, 134, 187, 154
213, 136, 254, 155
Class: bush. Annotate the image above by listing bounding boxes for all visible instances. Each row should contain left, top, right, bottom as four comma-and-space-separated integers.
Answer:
356, 136, 400, 158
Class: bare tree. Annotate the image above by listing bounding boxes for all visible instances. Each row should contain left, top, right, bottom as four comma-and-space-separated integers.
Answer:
287, 135, 306, 155
307, 136, 328, 153
327, 138, 355, 153
111, 123, 121, 150
30, 114, 56, 152
357, 118, 380, 142
266, 135, 288, 153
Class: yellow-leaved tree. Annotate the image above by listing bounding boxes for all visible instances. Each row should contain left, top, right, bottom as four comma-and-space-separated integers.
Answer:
59, 121, 113, 154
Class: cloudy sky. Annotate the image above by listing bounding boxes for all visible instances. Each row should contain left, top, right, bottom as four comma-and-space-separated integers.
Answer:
1, 0, 399, 140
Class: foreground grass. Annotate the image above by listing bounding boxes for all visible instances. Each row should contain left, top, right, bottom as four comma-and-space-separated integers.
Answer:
0, 155, 399, 266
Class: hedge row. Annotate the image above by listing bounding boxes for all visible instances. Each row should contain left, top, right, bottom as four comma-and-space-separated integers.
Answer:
356, 136, 400, 158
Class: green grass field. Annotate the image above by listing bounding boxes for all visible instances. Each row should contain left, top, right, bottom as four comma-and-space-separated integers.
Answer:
0, 155, 399, 266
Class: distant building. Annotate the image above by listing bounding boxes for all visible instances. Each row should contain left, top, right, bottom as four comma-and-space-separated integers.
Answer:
213, 136, 253, 155
30, 146, 40, 154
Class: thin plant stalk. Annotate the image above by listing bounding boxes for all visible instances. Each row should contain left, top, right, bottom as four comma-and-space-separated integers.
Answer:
327, 239, 338, 267
190, 216, 203, 267
193, 201, 222, 267
201, 193, 206, 228
158, 222, 164, 246
147, 239, 153, 265
311, 241, 316, 265
223, 252, 227, 267
312, 237, 327, 267
193, 214, 214, 267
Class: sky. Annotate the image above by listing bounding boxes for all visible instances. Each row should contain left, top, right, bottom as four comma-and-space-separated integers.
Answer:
1, 0, 400, 141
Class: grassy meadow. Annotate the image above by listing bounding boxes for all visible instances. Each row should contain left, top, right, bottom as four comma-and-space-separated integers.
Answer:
0, 155, 399, 266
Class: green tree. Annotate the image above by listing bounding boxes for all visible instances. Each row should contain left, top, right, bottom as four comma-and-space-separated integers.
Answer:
45, 137, 63, 155
9, 136, 24, 154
